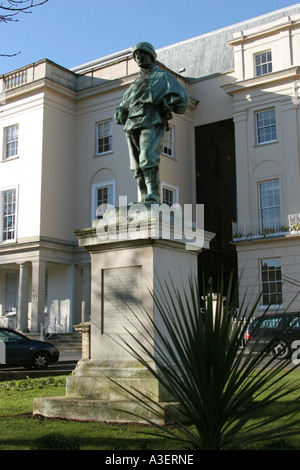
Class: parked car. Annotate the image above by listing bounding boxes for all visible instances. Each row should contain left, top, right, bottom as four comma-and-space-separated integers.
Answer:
247, 312, 300, 358
0, 327, 59, 369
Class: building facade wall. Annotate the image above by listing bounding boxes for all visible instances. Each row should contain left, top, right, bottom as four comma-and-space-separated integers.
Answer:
1, 7, 300, 332
41, 89, 76, 243
227, 14, 300, 316
237, 237, 300, 314
0, 93, 44, 241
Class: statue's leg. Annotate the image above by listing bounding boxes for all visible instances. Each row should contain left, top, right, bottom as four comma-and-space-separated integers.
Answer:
126, 131, 140, 174
126, 131, 147, 200
139, 125, 165, 204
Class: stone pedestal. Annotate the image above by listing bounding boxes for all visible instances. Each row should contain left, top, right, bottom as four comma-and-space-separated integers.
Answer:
74, 322, 91, 360
33, 211, 214, 423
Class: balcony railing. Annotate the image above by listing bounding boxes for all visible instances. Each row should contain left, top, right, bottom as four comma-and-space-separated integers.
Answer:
232, 213, 300, 241
1, 60, 78, 94
4, 69, 28, 90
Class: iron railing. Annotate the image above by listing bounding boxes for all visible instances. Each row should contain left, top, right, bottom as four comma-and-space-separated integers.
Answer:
232, 213, 300, 241
40, 316, 68, 340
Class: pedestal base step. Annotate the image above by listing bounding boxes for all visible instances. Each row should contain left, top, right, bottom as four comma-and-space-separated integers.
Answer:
33, 396, 182, 425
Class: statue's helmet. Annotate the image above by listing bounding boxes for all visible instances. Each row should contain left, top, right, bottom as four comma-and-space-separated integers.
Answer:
132, 42, 157, 62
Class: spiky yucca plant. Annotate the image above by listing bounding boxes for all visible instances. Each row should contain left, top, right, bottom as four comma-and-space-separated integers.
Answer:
114, 273, 300, 450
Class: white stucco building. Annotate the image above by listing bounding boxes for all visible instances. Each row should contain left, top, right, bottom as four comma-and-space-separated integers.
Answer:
1, 4, 300, 334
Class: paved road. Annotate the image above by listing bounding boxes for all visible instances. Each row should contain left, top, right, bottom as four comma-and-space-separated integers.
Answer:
0, 352, 82, 380
1, 350, 299, 381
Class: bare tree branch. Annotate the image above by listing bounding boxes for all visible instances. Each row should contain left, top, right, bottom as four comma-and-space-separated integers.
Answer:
0, 1, 48, 58
0, 0, 48, 23
0, 51, 20, 57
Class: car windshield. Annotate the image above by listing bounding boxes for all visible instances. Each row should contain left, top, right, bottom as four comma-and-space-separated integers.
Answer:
289, 316, 300, 328
0, 330, 24, 343
260, 318, 282, 328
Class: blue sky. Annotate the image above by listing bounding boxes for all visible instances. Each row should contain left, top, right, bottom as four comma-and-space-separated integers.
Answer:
0, 0, 299, 74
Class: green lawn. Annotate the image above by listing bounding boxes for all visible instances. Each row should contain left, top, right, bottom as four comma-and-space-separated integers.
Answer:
0, 372, 299, 450
0, 375, 177, 450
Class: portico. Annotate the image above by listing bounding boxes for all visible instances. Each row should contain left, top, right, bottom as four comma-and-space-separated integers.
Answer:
0, 240, 90, 334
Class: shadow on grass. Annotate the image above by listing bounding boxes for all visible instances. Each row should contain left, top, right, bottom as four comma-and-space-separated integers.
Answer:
253, 400, 300, 419
0, 435, 172, 451
0, 415, 175, 450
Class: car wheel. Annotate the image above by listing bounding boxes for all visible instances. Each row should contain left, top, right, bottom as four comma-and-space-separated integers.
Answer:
32, 352, 49, 369
271, 340, 290, 359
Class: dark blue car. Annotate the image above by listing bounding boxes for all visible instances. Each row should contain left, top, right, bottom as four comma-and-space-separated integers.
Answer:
247, 312, 300, 358
0, 327, 59, 369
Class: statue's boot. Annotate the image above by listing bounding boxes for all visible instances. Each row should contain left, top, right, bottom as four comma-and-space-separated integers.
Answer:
143, 168, 161, 204
136, 175, 147, 200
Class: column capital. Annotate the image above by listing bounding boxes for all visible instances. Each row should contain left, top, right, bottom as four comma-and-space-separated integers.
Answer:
17, 261, 30, 267
31, 259, 47, 266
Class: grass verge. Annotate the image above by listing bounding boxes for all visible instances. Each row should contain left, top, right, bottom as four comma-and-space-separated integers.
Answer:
0, 372, 299, 450
0, 374, 177, 450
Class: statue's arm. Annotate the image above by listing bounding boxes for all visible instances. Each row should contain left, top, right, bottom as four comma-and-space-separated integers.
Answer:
114, 88, 130, 125
156, 72, 189, 116
114, 105, 128, 125
163, 88, 189, 115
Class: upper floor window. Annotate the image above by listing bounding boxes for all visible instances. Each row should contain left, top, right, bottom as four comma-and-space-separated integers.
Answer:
96, 120, 112, 155
92, 181, 115, 220
163, 126, 174, 158
0, 188, 17, 242
256, 108, 277, 144
255, 51, 272, 76
259, 180, 281, 232
4, 125, 19, 159
162, 183, 178, 206
261, 257, 282, 307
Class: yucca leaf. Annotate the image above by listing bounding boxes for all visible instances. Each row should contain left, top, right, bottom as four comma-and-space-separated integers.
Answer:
110, 271, 300, 449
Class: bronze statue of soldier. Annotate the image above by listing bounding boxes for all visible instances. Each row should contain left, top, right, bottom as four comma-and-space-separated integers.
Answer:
114, 42, 189, 204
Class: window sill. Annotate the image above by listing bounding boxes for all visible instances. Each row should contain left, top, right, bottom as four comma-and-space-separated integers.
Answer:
254, 140, 278, 148
163, 152, 176, 161
260, 304, 283, 310
1, 155, 19, 162
93, 151, 113, 158
0, 236, 17, 244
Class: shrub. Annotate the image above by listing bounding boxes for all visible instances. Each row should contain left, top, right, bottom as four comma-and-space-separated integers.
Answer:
113, 272, 300, 450
0, 376, 65, 391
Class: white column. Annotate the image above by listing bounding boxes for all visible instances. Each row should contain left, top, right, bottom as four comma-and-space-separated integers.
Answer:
69, 264, 78, 333
81, 264, 91, 323
0, 270, 3, 317
31, 260, 46, 333
233, 110, 250, 223
17, 262, 29, 332
281, 100, 300, 215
